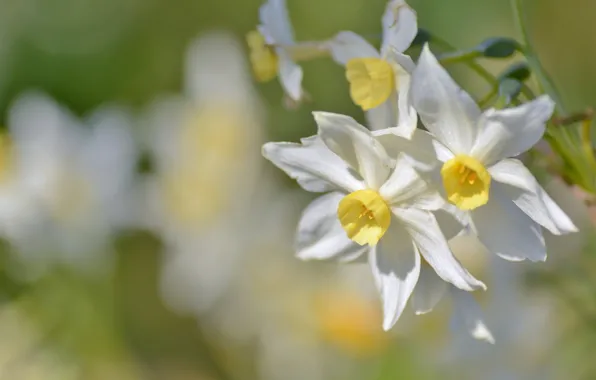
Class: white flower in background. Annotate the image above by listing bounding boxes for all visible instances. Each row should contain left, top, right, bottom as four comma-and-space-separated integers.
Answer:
411, 233, 494, 344
0, 130, 45, 250
410, 45, 577, 262
263, 112, 485, 330
6, 92, 137, 275
146, 32, 264, 314
328, 0, 418, 133
203, 192, 389, 380
443, 242, 559, 379
247, 0, 327, 104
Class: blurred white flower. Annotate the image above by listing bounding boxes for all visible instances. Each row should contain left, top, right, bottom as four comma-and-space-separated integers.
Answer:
263, 111, 484, 330
328, 0, 418, 133
444, 247, 559, 379
146, 31, 265, 314
204, 194, 389, 380
247, 0, 328, 104
5, 92, 138, 276
410, 45, 577, 262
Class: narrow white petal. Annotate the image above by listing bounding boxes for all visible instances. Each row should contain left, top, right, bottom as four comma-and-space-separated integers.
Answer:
411, 264, 447, 315
489, 158, 577, 235
314, 111, 391, 189
259, 0, 295, 45
431, 139, 455, 163
435, 206, 467, 240
394, 207, 485, 291
366, 99, 397, 131
278, 52, 303, 101
262, 137, 365, 193
380, 154, 443, 210
450, 288, 495, 344
385, 50, 417, 138
373, 128, 441, 174
410, 44, 481, 154
369, 222, 420, 330
295, 193, 369, 262
328, 31, 380, 65
471, 95, 555, 165
471, 185, 546, 262
381, 0, 418, 55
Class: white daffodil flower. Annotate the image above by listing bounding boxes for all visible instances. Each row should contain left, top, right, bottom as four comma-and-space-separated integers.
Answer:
410, 45, 577, 263
247, 0, 327, 104
328, 0, 418, 134
145, 32, 265, 314
7, 92, 138, 275
263, 112, 485, 330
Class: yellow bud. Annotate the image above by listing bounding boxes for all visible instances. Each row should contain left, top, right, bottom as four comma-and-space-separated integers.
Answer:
246, 30, 279, 82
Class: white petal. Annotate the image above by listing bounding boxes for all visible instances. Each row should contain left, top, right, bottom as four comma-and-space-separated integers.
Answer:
385, 50, 417, 138
366, 99, 397, 132
394, 207, 485, 291
314, 112, 391, 190
471, 95, 555, 165
380, 154, 443, 210
410, 44, 481, 154
489, 158, 577, 235
435, 206, 467, 240
328, 31, 380, 65
431, 139, 455, 163
262, 136, 365, 193
373, 128, 441, 174
411, 264, 447, 315
259, 0, 295, 45
471, 185, 546, 262
450, 288, 495, 344
369, 222, 420, 330
381, 0, 418, 55
295, 192, 368, 262
278, 52, 303, 101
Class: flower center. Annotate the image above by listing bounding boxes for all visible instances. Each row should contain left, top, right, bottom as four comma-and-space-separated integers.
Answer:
345, 58, 395, 111
246, 30, 279, 82
441, 155, 491, 210
337, 189, 391, 246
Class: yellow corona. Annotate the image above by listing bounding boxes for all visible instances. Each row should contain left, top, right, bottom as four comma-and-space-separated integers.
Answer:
337, 189, 391, 246
345, 58, 395, 110
441, 155, 491, 210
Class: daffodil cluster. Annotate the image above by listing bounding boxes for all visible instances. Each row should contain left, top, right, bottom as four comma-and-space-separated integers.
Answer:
255, 0, 578, 341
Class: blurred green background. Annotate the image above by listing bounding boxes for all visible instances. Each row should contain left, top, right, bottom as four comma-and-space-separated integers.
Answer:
0, 0, 594, 379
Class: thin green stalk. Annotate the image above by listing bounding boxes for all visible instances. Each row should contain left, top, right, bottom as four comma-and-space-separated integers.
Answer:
431, 33, 534, 101
510, 0, 596, 192
510, 0, 567, 115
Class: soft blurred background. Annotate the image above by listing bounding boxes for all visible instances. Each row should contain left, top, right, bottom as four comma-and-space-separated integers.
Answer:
0, 0, 593, 379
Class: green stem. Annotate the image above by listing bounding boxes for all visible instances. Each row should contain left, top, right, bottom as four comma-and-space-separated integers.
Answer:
431, 33, 534, 101
510, 0, 567, 115
438, 50, 482, 65
511, 0, 596, 192
431, 34, 497, 86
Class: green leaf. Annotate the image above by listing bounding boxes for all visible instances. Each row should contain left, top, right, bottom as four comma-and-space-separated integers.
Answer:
499, 62, 531, 82
477, 37, 521, 58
